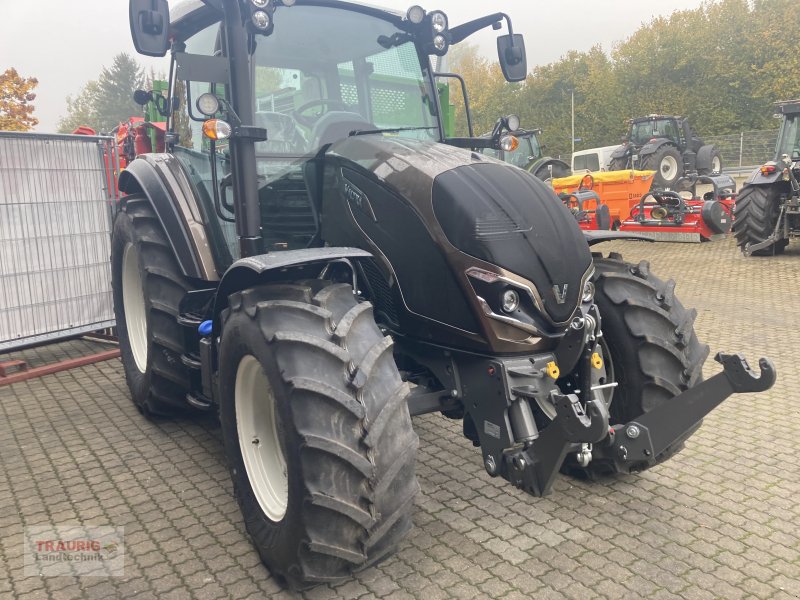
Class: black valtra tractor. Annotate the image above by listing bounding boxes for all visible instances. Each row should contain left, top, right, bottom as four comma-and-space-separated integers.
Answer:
734, 100, 800, 256
119, 0, 775, 589
609, 115, 723, 189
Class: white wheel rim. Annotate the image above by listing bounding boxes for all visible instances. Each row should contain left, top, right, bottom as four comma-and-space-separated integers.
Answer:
235, 355, 288, 521
711, 156, 721, 173
122, 243, 148, 373
661, 155, 679, 181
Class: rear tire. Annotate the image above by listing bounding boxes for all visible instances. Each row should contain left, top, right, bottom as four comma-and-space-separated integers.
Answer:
641, 146, 683, 188
561, 253, 709, 479
733, 184, 788, 256
111, 195, 194, 416
218, 281, 419, 589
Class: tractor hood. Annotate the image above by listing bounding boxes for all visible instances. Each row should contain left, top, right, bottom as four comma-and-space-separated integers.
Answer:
322, 136, 592, 338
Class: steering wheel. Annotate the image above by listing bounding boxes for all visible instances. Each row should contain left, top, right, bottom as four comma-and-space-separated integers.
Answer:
293, 99, 351, 128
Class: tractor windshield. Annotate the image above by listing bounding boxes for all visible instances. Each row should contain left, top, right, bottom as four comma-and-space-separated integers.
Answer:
629, 118, 679, 145
250, 6, 439, 160
776, 114, 800, 160
173, 5, 442, 265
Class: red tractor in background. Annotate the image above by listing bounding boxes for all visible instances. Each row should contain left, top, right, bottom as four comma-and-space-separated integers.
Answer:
73, 86, 169, 193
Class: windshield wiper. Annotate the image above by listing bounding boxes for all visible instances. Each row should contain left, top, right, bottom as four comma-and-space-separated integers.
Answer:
350, 126, 438, 136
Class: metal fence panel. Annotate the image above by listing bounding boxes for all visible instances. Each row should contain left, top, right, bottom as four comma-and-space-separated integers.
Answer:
704, 129, 779, 168
0, 132, 119, 351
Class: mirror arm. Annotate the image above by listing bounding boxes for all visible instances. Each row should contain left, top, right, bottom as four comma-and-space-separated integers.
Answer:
434, 72, 473, 138
449, 12, 505, 45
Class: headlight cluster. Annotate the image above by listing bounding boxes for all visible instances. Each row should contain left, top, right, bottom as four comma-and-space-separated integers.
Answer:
247, 0, 294, 34
406, 5, 450, 56
466, 267, 541, 335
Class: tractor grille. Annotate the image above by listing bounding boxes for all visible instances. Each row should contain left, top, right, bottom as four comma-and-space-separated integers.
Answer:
361, 259, 399, 326
260, 175, 317, 250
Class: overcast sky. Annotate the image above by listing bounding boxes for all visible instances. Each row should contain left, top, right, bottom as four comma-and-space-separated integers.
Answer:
1, 0, 707, 132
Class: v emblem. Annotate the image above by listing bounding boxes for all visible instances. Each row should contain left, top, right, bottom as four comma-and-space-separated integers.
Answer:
553, 284, 569, 304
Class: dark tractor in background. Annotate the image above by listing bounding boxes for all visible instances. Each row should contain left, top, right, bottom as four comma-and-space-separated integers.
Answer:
609, 114, 723, 189
118, 0, 775, 589
734, 100, 800, 256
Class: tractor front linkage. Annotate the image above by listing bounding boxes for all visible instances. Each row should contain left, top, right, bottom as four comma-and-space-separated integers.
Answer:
502, 353, 776, 496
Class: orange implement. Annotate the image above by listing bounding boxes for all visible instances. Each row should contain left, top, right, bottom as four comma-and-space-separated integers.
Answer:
553, 170, 656, 227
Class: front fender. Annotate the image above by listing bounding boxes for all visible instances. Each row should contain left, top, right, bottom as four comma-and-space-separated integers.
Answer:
119, 154, 218, 281
529, 157, 571, 179
639, 138, 671, 157
583, 230, 655, 245
212, 247, 372, 329
610, 144, 630, 160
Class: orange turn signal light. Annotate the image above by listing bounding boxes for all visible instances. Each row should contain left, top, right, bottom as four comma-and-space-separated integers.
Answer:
202, 119, 232, 141
499, 134, 519, 152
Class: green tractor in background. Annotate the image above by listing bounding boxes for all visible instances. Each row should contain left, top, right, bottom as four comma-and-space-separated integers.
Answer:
480, 124, 571, 181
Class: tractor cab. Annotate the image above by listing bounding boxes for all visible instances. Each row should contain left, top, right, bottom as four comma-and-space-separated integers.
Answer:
628, 116, 678, 146
129, 0, 527, 267
775, 100, 800, 161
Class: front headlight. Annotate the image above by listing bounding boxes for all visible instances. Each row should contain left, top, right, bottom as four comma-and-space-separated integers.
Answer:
501, 289, 520, 313
582, 280, 595, 303
430, 11, 448, 32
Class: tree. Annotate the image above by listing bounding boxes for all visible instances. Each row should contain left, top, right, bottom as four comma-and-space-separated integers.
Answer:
93, 53, 145, 132
447, 43, 519, 136
0, 68, 38, 131
59, 53, 145, 134
57, 81, 100, 133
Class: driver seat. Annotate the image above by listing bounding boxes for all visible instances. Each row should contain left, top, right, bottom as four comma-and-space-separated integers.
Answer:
254, 111, 308, 154
311, 111, 375, 148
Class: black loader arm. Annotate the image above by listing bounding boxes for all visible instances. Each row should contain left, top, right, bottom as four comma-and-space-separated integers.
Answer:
505, 353, 776, 496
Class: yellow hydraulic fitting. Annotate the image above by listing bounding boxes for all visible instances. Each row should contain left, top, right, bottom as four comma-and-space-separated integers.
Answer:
591, 352, 603, 369
546, 361, 560, 379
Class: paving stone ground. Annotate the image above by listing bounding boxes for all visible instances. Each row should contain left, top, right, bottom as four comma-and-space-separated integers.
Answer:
1, 237, 799, 599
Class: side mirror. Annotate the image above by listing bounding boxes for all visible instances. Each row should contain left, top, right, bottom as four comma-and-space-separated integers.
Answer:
497, 34, 527, 82
133, 89, 152, 106
130, 0, 170, 57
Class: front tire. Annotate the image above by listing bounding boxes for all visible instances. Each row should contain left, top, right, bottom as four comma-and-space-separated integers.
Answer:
111, 195, 194, 416
609, 156, 629, 171
218, 281, 419, 589
699, 149, 723, 175
642, 146, 683, 188
733, 184, 788, 256
562, 253, 709, 479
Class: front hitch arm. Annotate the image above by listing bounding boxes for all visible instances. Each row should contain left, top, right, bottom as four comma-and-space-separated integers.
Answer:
504, 353, 776, 496
600, 353, 776, 472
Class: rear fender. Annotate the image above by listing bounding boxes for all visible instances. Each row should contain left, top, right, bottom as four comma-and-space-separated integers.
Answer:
744, 166, 783, 186
119, 154, 219, 281
696, 144, 718, 172
212, 247, 372, 330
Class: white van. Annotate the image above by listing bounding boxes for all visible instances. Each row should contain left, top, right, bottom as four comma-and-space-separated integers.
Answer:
571, 145, 619, 172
